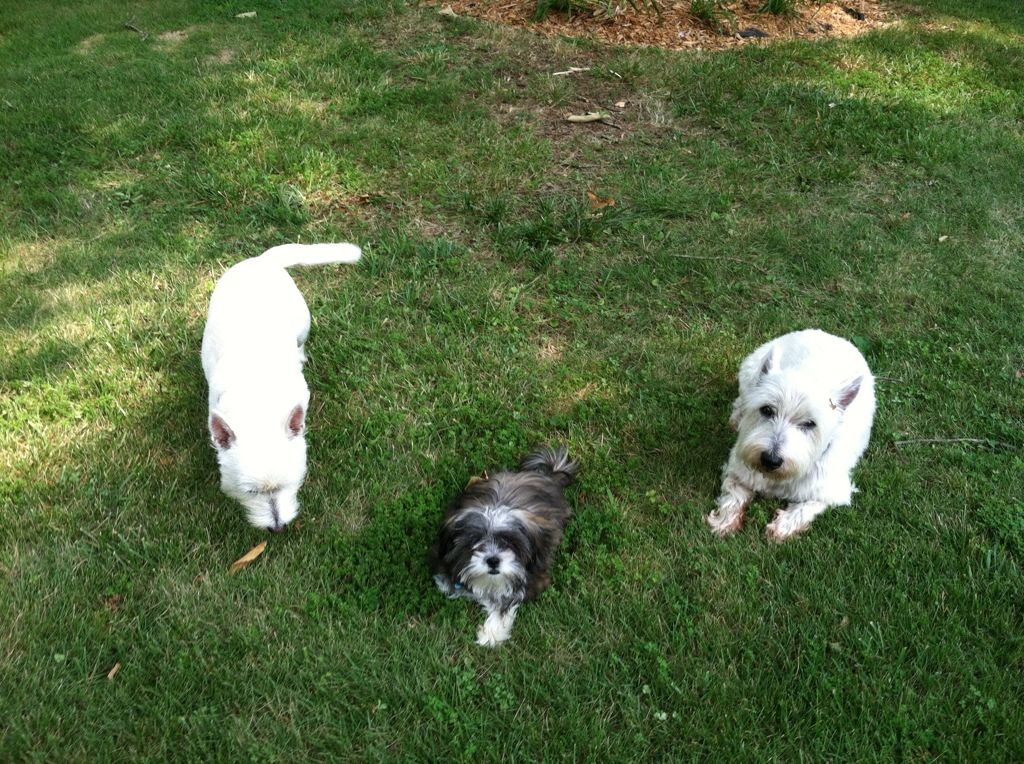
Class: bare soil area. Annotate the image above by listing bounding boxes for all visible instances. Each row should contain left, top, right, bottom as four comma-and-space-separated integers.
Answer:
434, 1, 893, 51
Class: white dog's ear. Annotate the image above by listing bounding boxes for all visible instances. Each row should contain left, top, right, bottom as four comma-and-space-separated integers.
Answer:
835, 376, 862, 410
209, 412, 236, 450
760, 345, 778, 376
729, 397, 742, 431
286, 405, 305, 438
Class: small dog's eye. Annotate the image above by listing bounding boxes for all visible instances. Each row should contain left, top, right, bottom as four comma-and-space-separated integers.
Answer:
800, 420, 817, 430
759, 405, 776, 418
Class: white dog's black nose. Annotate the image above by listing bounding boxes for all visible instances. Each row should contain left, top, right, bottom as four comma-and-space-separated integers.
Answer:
760, 451, 784, 471
485, 555, 501, 572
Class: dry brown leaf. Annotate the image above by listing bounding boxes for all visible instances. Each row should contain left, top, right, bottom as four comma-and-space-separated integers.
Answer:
464, 471, 489, 489
107, 662, 121, 681
587, 190, 616, 210
229, 541, 267, 574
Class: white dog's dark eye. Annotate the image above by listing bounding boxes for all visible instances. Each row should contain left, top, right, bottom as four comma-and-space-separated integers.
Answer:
800, 420, 817, 430
759, 405, 776, 418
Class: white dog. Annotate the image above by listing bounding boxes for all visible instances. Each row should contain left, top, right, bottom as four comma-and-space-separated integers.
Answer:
201, 243, 361, 531
707, 329, 875, 541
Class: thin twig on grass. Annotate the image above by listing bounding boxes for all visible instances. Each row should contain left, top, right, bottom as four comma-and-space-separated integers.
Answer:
123, 21, 149, 40
565, 112, 607, 123
893, 437, 1014, 449
565, 111, 622, 130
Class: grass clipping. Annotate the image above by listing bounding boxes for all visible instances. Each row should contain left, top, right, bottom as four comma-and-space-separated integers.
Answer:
229, 541, 267, 574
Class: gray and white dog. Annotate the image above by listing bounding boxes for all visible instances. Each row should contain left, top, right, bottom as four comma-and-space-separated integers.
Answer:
707, 329, 876, 541
430, 446, 580, 647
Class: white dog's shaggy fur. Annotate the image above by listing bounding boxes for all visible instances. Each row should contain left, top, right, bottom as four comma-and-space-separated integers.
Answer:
201, 243, 361, 531
707, 329, 875, 541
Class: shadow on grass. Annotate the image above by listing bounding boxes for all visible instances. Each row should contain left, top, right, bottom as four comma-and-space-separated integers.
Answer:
0, 338, 79, 385
907, 0, 1024, 34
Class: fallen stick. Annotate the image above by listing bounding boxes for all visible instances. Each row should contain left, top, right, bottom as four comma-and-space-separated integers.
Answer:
893, 437, 1013, 449
565, 112, 608, 123
123, 21, 148, 39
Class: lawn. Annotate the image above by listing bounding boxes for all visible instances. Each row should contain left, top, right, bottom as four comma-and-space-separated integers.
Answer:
1, 0, 1022, 759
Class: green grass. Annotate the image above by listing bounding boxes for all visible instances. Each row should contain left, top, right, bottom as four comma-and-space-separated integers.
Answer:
759, 0, 796, 16
2, 0, 1023, 759
690, 0, 732, 32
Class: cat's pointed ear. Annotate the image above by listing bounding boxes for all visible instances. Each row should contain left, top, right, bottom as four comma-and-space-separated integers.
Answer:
286, 405, 305, 438
209, 412, 236, 450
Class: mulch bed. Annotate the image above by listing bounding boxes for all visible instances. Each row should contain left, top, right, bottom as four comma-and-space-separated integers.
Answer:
434, 1, 893, 52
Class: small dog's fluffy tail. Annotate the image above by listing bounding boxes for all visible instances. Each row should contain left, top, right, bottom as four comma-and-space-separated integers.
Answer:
256, 243, 362, 269
521, 445, 580, 487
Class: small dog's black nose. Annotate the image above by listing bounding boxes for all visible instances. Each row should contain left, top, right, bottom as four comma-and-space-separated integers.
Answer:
485, 555, 501, 571
760, 451, 784, 471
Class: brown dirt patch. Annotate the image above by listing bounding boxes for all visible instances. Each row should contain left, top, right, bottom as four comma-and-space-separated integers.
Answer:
75, 33, 106, 54
303, 189, 400, 225
434, 1, 892, 52
538, 338, 565, 361
548, 380, 606, 413
206, 48, 236, 65
157, 26, 197, 45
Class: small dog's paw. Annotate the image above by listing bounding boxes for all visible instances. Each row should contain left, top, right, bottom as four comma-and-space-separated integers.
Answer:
707, 509, 743, 537
475, 623, 508, 648
433, 574, 462, 599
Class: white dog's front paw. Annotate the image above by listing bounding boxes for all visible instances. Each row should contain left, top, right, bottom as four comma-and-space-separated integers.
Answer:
765, 502, 827, 542
765, 516, 801, 542
476, 622, 509, 648
707, 507, 744, 537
